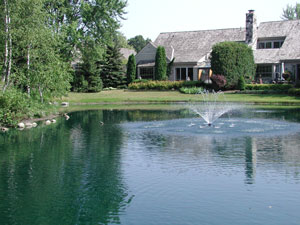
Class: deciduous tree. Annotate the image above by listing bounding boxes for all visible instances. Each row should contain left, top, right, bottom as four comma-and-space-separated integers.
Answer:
282, 3, 300, 20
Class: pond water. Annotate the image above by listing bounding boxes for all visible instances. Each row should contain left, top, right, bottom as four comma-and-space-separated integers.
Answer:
1, 106, 300, 225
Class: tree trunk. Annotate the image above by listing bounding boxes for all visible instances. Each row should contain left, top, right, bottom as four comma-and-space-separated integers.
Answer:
38, 85, 44, 103
2, 0, 8, 84
27, 45, 31, 95
3, 15, 12, 93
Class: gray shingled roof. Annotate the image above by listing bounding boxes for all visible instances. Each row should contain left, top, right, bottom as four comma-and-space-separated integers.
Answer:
120, 48, 136, 60
255, 19, 300, 63
140, 19, 300, 65
154, 28, 245, 63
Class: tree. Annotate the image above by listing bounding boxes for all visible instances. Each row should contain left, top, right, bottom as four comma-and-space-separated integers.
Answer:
282, 3, 300, 20
101, 44, 126, 88
126, 54, 136, 84
154, 46, 167, 80
128, 35, 151, 52
210, 42, 255, 89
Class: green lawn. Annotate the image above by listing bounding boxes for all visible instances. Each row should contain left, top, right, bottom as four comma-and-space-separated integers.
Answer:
61, 90, 300, 105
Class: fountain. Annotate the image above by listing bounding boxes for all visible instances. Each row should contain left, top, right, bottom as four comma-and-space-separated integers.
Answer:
188, 90, 236, 126
121, 90, 300, 137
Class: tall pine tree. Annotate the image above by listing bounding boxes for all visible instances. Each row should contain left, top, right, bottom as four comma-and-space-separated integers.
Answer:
126, 54, 136, 84
101, 45, 126, 88
154, 46, 167, 80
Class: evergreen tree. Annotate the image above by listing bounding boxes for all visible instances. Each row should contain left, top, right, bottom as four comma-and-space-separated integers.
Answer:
101, 45, 126, 88
126, 54, 136, 84
154, 46, 167, 80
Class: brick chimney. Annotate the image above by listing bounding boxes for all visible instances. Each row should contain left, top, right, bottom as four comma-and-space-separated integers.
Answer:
245, 10, 257, 48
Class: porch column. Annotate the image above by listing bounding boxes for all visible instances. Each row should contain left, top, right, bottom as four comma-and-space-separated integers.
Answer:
272, 64, 276, 80
281, 62, 285, 80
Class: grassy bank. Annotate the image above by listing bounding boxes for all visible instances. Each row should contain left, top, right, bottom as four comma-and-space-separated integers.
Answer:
61, 90, 300, 105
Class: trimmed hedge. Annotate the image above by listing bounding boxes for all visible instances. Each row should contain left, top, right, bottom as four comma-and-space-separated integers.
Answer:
128, 80, 204, 90
179, 87, 204, 94
245, 84, 293, 91
288, 88, 300, 96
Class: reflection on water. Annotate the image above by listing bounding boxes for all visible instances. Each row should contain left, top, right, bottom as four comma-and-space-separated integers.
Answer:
0, 108, 300, 225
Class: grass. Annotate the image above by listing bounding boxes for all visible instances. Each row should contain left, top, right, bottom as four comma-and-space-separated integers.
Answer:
60, 90, 300, 105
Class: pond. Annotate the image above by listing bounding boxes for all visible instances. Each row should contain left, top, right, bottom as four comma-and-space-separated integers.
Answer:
1, 106, 300, 225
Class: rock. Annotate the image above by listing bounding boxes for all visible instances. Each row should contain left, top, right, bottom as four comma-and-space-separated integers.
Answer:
25, 122, 33, 128
51, 119, 56, 123
17, 122, 25, 129
63, 113, 70, 120
45, 120, 51, 125
61, 102, 69, 107
32, 122, 38, 127
1, 127, 9, 132
100, 121, 104, 126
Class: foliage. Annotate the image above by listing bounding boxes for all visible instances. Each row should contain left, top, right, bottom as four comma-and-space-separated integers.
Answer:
288, 88, 300, 96
128, 80, 204, 90
210, 74, 227, 90
179, 87, 204, 94
210, 42, 256, 89
282, 3, 300, 20
238, 75, 246, 90
128, 35, 151, 52
0, 89, 30, 127
126, 54, 136, 84
132, 79, 149, 83
245, 84, 293, 91
154, 46, 167, 80
101, 44, 127, 88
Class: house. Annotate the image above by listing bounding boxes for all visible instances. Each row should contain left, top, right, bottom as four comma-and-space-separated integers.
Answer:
120, 48, 136, 61
135, 10, 300, 83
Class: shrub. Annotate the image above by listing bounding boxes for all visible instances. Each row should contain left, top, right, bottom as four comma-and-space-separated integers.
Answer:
0, 89, 31, 127
128, 80, 205, 90
288, 88, 300, 96
237, 75, 246, 90
210, 42, 255, 89
179, 87, 204, 94
155, 46, 167, 80
245, 84, 293, 91
126, 54, 136, 84
210, 74, 226, 90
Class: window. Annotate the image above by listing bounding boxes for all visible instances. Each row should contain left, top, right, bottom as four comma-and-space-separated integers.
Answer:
140, 67, 154, 79
181, 68, 186, 80
175, 67, 193, 80
266, 42, 272, 49
188, 68, 193, 81
256, 65, 272, 78
257, 39, 285, 49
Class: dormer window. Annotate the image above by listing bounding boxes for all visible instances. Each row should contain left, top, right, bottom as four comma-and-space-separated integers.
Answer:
257, 38, 285, 49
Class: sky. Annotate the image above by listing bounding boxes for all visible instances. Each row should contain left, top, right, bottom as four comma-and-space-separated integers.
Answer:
119, 0, 297, 41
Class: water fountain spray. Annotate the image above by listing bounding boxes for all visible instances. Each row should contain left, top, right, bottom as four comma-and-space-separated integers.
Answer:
188, 90, 235, 126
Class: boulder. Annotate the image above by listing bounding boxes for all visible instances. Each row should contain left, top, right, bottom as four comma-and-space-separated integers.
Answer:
61, 102, 69, 107
17, 122, 25, 129
45, 120, 51, 125
25, 122, 33, 128
1, 127, 9, 132
32, 122, 38, 127
51, 119, 56, 123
